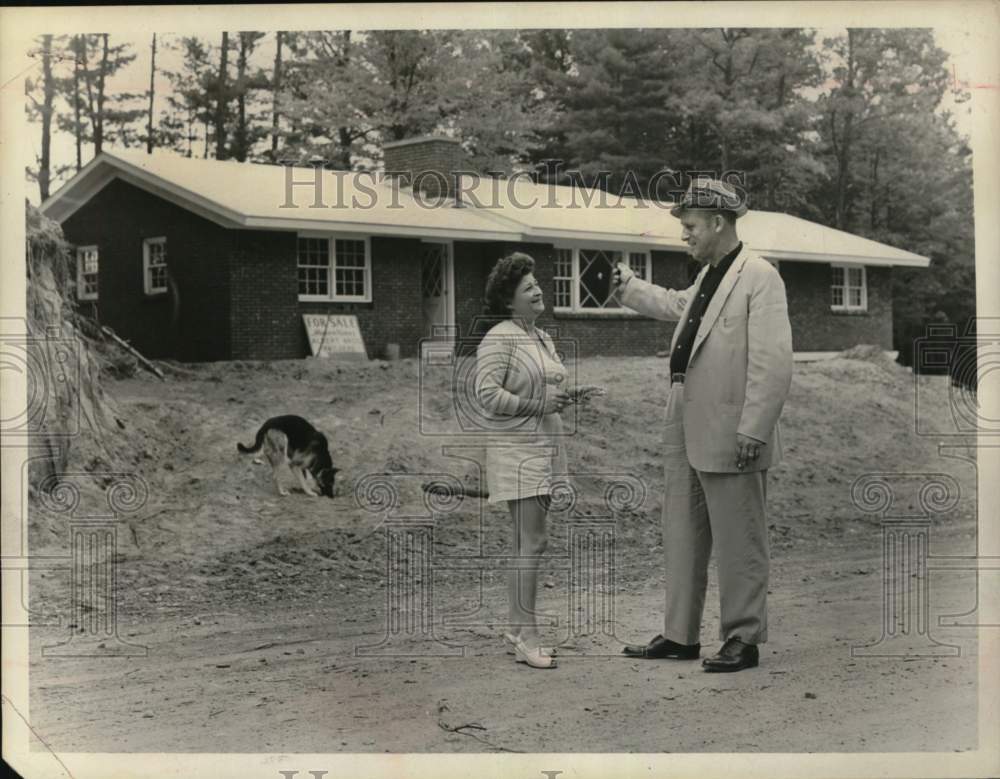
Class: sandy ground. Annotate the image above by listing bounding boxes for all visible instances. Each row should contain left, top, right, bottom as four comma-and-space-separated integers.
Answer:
24, 353, 981, 753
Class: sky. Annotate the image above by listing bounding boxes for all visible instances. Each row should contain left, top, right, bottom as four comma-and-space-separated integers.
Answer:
25, 27, 975, 204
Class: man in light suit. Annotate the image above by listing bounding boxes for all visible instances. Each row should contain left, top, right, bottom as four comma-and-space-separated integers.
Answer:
613, 178, 793, 672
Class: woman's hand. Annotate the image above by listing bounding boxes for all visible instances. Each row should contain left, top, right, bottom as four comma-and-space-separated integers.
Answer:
541, 389, 572, 415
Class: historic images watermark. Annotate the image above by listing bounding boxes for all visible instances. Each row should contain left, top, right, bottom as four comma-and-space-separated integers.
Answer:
419, 321, 582, 438
913, 316, 999, 437
848, 319, 999, 657
2, 318, 82, 634
0, 320, 82, 446
849, 472, 964, 658
350, 326, 648, 657
34, 470, 150, 657
352, 464, 645, 658
277, 162, 749, 212
1, 318, 147, 655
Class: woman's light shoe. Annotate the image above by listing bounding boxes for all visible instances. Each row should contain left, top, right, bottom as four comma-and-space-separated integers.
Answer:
512, 637, 558, 668
503, 632, 556, 657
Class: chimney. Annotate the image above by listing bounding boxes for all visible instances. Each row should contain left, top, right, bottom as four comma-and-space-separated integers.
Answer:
383, 135, 467, 200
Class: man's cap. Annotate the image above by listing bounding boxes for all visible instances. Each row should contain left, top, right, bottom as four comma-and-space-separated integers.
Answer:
670, 177, 748, 218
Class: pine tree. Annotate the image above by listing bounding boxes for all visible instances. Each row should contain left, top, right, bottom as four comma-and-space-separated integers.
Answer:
159, 36, 216, 157
26, 34, 57, 201
53, 34, 143, 157
814, 29, 950, 231
146, 33, 157, 153
214, 32, 230, 159
270, 31, 285, 160
277, 30, 548, 171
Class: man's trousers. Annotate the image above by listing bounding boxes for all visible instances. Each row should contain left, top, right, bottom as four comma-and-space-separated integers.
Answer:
661, 381, 770, 645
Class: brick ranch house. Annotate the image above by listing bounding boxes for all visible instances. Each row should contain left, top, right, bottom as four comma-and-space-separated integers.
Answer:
40, 136, 929, 362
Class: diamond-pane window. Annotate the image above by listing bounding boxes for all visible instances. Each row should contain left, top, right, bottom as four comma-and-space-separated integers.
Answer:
553, 247, 650, 312
578, 249, 623, 309
421, 244, 447, 298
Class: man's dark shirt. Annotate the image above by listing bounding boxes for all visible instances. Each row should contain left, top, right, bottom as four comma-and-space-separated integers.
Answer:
669, 242, 742, 376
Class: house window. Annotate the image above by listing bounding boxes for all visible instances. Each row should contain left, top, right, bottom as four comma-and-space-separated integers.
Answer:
297, 237, 330, 297
831, 264, 867, 312
76, 245, 98, 300
297, 235, 371, 302
553, 246, 652, 312
142, 237, 168, 295
628, 252, 649, 282
553, 248, 573, 309
334, 238, 367, 298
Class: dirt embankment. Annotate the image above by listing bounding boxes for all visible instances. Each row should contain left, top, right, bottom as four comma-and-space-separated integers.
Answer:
26, 350, 980, 754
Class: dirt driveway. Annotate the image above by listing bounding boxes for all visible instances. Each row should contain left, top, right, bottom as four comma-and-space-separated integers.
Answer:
24, 355, 982, 754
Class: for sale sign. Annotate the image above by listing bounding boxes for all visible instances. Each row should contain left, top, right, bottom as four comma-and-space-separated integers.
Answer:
303, 314, 367, 360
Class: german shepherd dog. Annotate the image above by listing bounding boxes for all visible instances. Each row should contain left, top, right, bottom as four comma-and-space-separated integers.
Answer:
238, 415, 339, 498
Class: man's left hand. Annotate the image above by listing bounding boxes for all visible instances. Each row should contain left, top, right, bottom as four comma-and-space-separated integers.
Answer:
735, 433, 765, 470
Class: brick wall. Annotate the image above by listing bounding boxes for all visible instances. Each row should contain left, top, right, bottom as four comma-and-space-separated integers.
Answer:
452, 242, 692, 357
298, 235, 424, 359
229, 233, 425, 360
453, 240, 502, 354
229, 230, 300, 360
61, 178, 232, 361
59, 177, 894, 362
780, 260, 893, 351
551, 249, 693, 356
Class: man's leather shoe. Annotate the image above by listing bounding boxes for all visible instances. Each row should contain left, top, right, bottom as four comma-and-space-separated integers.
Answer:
622, 634, 700, 660
701, 636, 759, 672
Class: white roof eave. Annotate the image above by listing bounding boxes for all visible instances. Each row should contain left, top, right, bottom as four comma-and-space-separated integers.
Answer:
38, 152, 931, 267
759, 247, 930, 268
521, 226, 688, 251
242, 216, 521, 242
40, 154, 247, 229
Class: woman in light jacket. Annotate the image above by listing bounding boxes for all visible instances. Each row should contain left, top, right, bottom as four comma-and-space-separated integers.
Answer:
475, 252, 570, 669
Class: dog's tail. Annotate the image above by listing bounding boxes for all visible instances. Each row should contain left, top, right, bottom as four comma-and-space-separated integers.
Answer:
237, 421, 271, 454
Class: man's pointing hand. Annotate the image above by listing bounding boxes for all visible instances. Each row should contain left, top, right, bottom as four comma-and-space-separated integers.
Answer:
612, 262, 635, 289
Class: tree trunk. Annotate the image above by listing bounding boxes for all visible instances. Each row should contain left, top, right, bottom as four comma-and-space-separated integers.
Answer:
834, 30, 857, 230
235, 34, 248, 162
80, 35, 97, 153
869, 146, 880, 230
335, 32, 353, 169
146, 33, 157, 154
337, 127, 353, 169
94, 33, 110, 155
271, 31, 283, 159
215, 32, 229, 160
719, 29, 736, 173
38, 35, 54, 201
186, 107, 194, 158
73, 36, 83, 171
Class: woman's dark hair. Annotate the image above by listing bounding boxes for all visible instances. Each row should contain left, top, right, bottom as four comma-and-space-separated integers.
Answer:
483, 252, 535, 317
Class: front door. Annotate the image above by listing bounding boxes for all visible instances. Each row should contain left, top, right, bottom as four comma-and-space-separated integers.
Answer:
421, 242, 453, 341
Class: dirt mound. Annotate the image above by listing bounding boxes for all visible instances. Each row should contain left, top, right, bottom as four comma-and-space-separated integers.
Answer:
25, 204, 133, 487
26, 341, 974, 616
838, 343, 898, 364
